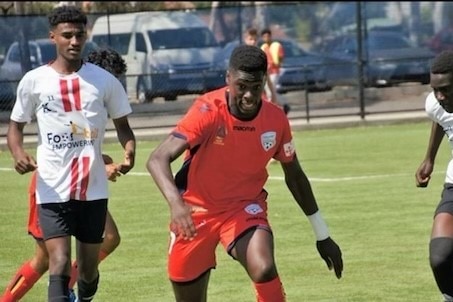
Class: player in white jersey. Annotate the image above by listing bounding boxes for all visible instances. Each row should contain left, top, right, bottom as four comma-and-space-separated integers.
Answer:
6, 6, 135, 302
1, 48, 128, 302
415, 50, 453, 302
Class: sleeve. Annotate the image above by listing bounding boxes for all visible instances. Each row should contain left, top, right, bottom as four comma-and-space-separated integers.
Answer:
273, 114, 295, 163
104, 73, 132, 119
425, 92, 440, 122
10, 73, 36, 123
172, 96, 215, 148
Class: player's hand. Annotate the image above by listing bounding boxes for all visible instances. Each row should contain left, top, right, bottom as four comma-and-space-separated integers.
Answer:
105, 163, 121, 182
14, 152, 37, 174
415, 160, 434, 188
316, 237, 343, 279
118, 149, 135, 175
170, 202, 197, 241
102, 154, 114, 165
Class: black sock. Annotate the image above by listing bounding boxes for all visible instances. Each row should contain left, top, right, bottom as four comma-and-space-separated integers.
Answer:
77, 273, 100, 301
430, 237, 453, 297
48, 274, 70, 302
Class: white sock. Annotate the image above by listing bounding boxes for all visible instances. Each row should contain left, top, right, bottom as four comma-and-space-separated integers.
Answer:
443, 293, 453, 302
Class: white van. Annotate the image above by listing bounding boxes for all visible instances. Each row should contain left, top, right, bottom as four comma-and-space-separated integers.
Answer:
90, 11, 226, 102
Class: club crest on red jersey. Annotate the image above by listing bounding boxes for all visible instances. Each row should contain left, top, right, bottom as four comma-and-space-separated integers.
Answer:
261, 131, 276, 151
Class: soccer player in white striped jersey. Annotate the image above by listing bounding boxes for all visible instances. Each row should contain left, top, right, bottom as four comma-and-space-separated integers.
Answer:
6, 5, 135, 302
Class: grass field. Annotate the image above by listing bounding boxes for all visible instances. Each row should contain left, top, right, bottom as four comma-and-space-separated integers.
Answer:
0, 120, 449, 301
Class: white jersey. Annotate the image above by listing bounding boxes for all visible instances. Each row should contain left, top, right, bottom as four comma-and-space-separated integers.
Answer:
425, 91, 453, 183
10, 62, 132, 204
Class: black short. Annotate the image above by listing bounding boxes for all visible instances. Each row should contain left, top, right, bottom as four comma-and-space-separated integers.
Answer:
435, 183, 453, 216
38, 199, 108, 243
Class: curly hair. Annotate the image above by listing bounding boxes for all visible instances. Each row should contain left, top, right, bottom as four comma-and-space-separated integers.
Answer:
48, 5, 87, 28
87, 48, 127, 77
229, 44, 267, 74
431, 50, 453, 74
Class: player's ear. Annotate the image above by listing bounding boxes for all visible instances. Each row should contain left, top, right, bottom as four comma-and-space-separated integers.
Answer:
225, 70, 230, 85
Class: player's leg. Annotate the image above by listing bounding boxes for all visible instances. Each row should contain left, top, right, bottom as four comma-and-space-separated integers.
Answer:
168, 210, 218, 301
429, 184, 453, 301
225, 202, 285, 302
0, 240, 48, 301
68, 209, 120, 289
100, 210, 121, 258
74, 199, 107, 302
171, 270, 211, 302
39, 202, 74, 301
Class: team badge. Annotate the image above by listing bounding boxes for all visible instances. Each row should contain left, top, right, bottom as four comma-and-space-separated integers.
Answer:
283, 140, 295, 157
244, 203, 264, 215
261, 131, 276, 151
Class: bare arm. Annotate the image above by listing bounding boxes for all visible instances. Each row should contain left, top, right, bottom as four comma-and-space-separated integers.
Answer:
112, 116, 136, 175
281, 154, 343, 279
7, 120, 37, 174
146, 135, 197, 240
415, 122, 444, 187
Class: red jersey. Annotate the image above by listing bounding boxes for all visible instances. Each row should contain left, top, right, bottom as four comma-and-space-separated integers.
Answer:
172, 87, 295, 212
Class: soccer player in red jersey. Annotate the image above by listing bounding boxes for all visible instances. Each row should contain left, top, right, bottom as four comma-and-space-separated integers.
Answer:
147, 44, 343, 301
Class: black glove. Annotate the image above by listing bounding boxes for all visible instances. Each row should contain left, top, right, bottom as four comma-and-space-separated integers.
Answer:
316, 237, 343, 279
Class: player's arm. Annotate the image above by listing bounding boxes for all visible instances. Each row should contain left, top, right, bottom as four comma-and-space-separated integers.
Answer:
415, 121, 444, 188
281, 155, 343, 279
112, 116, 136, 175
146, 134, 197, 240
7, 120, 37, 174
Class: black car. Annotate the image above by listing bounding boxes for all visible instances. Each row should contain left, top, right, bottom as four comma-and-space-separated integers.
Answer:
218, 38, 331, 94
314, 31, 435, 87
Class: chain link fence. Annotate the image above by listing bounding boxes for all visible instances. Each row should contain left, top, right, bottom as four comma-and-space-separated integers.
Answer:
0, 2, 449, 119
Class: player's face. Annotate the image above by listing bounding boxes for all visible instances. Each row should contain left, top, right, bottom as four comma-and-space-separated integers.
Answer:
227, 69, 266, 119
431, 72, 453, 113
50, 22, 87, 63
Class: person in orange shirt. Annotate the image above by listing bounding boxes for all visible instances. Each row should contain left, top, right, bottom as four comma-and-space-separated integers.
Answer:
147, 44, 343, 302
260, 28, 291, 115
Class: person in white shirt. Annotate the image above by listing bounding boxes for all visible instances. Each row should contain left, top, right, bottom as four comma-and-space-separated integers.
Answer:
6, 6, 135, 302
416, 50, 453, 302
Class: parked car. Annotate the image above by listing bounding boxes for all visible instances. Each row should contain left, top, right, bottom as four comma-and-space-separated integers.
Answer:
314, 31, 435, 87
218, 38, 331, 94
90, 11, 226, 102
0, 39, 99, 110
426, 26, 453, 54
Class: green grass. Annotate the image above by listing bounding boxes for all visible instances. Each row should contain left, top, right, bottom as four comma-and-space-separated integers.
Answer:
0, 120, 448, 301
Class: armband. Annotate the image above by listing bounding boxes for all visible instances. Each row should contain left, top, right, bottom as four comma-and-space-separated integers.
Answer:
307, 211, 329, 241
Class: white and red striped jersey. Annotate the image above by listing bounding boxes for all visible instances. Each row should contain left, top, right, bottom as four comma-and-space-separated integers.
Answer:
10, 62, 132, 204
425, 91, 453, 184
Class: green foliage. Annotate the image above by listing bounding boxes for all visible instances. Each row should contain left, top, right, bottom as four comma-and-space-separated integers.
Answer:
0, 121, 446, 301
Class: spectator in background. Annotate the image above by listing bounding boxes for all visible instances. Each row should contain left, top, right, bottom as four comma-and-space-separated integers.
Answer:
243, 27, 280, 107
260, 28, 291, 115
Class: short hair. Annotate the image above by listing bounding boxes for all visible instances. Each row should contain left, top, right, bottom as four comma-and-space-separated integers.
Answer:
229, 44, 267, 73
245, 27, 258, 37
48, 5, 87, 28
431, 50, 453, 74
261, 28, 271, 36
87, 48, 127, 76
